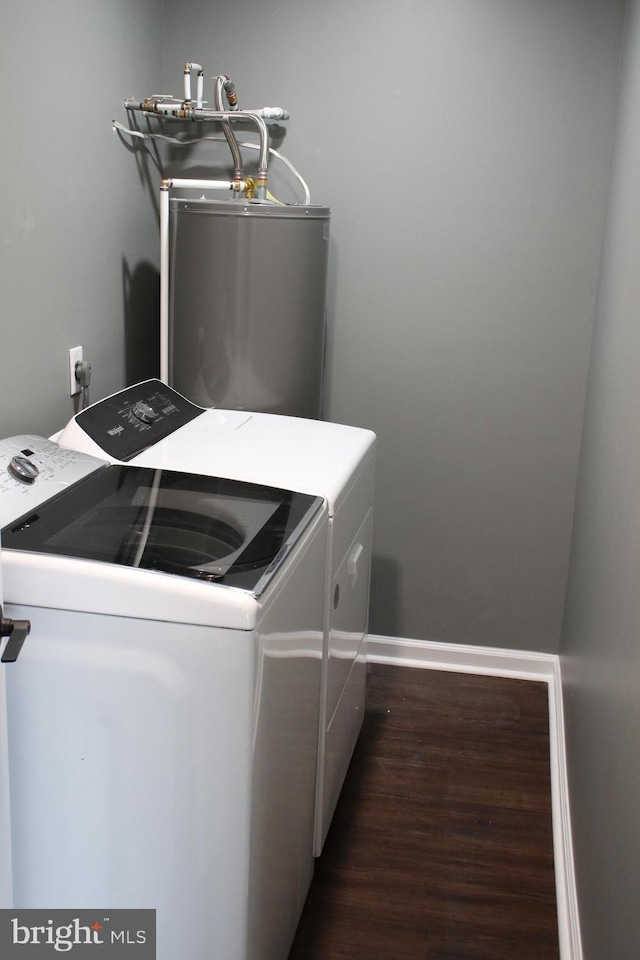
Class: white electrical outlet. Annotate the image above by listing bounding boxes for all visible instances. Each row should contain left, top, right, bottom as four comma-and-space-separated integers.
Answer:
68, 346, 83, 396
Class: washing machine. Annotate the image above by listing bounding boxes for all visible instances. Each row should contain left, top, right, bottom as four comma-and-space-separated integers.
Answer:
56, 379, 376, 855
0, 434, 328, 960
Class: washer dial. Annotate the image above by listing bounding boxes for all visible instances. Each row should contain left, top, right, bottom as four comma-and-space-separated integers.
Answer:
8, 455, 40, 484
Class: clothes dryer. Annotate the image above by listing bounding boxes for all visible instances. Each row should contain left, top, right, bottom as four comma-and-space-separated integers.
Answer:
0, 435, 327, 960
57, 379, 376, 854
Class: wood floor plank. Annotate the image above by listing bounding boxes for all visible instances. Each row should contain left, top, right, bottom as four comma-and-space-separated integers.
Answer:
288, 664, 559, 960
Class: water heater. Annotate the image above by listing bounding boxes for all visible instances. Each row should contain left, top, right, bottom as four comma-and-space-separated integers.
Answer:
121, 61, 331, 418
169, 199, 330, 417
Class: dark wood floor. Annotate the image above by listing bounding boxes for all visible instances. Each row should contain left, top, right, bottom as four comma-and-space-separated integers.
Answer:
288, 664, 559, 960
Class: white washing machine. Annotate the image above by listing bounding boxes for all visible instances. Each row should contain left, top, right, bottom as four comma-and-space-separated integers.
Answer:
0, 434, 328, 960
57, 380, 376, 855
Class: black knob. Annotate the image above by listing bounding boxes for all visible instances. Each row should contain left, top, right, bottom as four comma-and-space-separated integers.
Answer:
132, 401, 158, 424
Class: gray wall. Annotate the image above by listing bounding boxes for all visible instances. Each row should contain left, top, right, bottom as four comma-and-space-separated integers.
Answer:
0, 0, 162, 440
162, 0, 625, 650
0, 2, 628, 654
561, 1, 640, 956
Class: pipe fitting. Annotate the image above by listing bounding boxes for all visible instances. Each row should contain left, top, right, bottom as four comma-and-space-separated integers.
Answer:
183, 62, 204, 108
223, 79, 238, 110
255, 175, 268, 200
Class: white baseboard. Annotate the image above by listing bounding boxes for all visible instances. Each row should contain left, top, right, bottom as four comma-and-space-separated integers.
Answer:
366, 634, 582, 960
547, 657, 583, 960
367, 633, 557, 680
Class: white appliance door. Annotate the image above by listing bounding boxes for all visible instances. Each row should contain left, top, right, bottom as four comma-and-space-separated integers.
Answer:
0, 537, 30, 907
0, 539, 11, 906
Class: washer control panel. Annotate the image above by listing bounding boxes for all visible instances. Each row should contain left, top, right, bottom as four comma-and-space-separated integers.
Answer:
72, 379, 204, 461
0, 436, 106, 528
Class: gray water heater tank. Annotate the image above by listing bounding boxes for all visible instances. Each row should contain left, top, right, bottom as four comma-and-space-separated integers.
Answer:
169, 198, 330, 418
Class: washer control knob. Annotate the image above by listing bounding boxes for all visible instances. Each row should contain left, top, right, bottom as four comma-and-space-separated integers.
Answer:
132, 401, 158, 425
8, 455, 39, 484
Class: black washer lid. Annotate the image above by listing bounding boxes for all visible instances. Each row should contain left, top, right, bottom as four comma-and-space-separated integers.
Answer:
2, 464, 322, 596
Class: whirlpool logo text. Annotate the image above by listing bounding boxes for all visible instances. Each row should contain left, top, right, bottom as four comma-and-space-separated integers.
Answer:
0, 910, 156, 958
